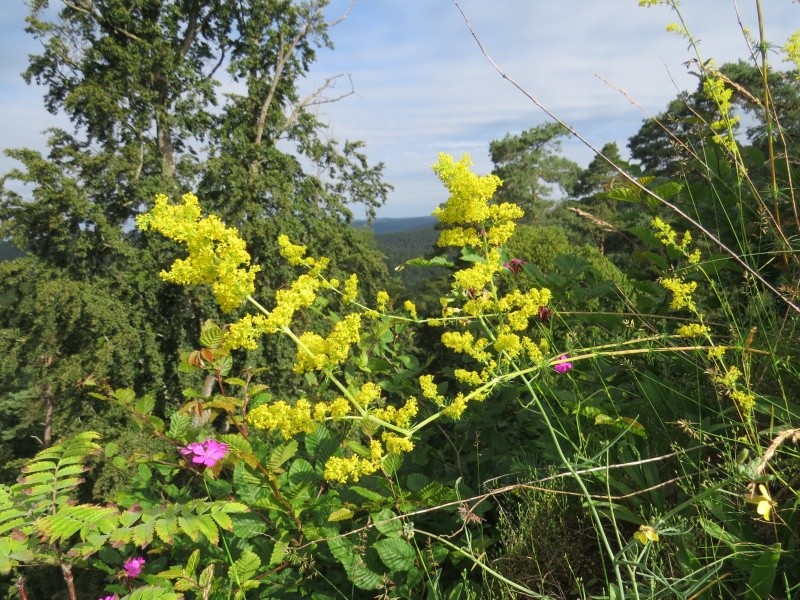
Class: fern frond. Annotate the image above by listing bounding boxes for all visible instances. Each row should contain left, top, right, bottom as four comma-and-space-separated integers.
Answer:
37, 504, 120, 545
12, 432, 101, 513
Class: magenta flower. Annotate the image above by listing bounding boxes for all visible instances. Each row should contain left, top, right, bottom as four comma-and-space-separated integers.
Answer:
180, 439, 229, 467
553, 354, 573, 374
99, 595, 118, 600
503, 258, 526, 275
122, 556, 145, 578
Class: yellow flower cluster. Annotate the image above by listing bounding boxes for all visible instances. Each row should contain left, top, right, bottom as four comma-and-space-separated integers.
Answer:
652, 217, 701, 265
660, 277, 698, 312
248, 394, 356, 441
342, 274, 359, 304
375, 290, 390, 312
441, 331, 491, 362
324, 452, 380, 484
731, 390, 756, 414
498, 288, 553, 331
712, 366, 756, 416
247, 399, 317, 439
371, 397, 419, 429
277, 235, 316, 267
785, 31, 800, 74
703, 74, 740, 153
294, 314, 362, 373
676, 323, 710, 338
137, 193, 260, 313
431, 153, 523, 250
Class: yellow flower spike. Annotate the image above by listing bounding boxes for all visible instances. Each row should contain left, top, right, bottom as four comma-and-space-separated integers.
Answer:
342, 274, 359, 304
375, 290, 390, 312
745, 484, 776, 521
675, 323, 710, 339
660, 277, 698, 312
137, 192, 260, 313
634, 525, 660, 545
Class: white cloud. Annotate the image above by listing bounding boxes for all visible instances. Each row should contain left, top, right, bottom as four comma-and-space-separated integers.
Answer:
2, 0, 798, 218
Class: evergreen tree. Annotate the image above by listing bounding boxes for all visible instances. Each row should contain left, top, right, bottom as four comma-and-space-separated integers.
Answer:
0, 0, 390, 470
489, 122, 580, 221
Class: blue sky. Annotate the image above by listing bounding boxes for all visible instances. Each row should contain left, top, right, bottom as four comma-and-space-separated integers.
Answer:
2, 1, 799, 218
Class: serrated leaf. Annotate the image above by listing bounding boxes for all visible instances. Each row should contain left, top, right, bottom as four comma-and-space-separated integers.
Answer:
328, 507, 354, 522
269, 537, 289, 566
267, 440, 298, 472
128, 586, 182, 600
381, 453, 402, 476
231, 549, 260, 582
374, 537, 416, 572
350, 486, 384, 502
135, 395, 155, 416
199, 320, 223, 349
230, 513, 266, 539
396, 256, 454, 271
198, 563, 215, 588
372, 508, 401, 538
186, 548, 201, 576
350, 564, 383, 590
114, 388, 136, 404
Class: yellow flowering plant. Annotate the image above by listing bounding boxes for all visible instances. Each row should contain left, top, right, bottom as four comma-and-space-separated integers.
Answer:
135, 156, 560, 487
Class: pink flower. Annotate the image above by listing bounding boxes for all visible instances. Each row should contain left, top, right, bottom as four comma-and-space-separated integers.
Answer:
180, 439, 229, 467
98, 596, 117, 600
553, 354, 573, 374
122, 556, 145, 578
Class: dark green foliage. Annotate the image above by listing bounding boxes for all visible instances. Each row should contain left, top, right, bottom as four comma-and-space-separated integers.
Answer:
490, 122, 581, 221
1, 0, 391, 477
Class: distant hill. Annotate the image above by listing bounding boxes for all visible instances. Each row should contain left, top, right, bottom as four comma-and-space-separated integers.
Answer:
355, 216, 437, 236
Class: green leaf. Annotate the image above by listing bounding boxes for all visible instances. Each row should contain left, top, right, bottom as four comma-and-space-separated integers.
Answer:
230, 513, 267, 539
395, 256, 454, 271
744, 544, 781, 600
328, 507, 354, 522
127, 586, 182, 600
350, 564, 384, 590
114, 388, 136, 404
167, 412, 192, 440
374, 537, 416, 572
381, 453, 403, 476
372, 508, 402, 538
231, 549, 261, 582
267, 440, 298, 472
269, 536, 289, 566
135, 395, 155, 416
350, 486, 384, 502
199, 320, 223, 349
186, 548, 201, 576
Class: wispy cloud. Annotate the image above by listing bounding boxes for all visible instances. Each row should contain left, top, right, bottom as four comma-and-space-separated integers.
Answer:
2, 1, 798, 217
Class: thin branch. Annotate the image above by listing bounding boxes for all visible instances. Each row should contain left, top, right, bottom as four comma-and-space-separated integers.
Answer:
451, 0, 800, 315
61, 0, 143, 42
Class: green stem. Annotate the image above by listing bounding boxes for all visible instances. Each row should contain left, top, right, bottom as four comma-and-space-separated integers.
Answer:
204, 479, 242, 596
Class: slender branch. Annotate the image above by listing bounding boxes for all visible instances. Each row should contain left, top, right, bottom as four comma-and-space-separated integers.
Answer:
451, 0, 800, 315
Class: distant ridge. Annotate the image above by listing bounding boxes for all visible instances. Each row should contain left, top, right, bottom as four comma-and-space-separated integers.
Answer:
354, 215, 437, 236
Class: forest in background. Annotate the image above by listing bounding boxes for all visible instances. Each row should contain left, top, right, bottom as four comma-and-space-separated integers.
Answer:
1, 1, 799, 599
